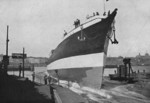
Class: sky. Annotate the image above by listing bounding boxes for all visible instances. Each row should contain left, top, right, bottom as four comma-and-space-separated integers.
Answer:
0, 0, 150, 57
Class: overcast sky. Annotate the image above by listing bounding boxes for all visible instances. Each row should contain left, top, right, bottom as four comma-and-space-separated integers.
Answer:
0, 0, 150, 57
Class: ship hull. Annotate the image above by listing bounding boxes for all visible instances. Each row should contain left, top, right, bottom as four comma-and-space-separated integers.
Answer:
47, 52, 105, 89
47, 9, 117, 89
47, 66, 103, 89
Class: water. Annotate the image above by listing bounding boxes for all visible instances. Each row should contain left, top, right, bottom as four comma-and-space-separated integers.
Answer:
103, 68, 117, 76
132, 66, 150, 73
8, 66, 150, 83
34, 67, 47, 73
33, 67, 47, 84
8, 71, 33, 81
8, 66, 47, 84
103, 66, 150, 76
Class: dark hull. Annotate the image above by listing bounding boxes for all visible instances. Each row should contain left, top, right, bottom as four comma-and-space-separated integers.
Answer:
47, 9, 118, 64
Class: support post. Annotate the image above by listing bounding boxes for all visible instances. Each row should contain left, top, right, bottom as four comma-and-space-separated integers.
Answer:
50, 85, 55, 103
22, 47, 25, 77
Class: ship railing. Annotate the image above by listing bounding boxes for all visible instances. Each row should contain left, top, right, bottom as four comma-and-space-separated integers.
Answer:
63, 16, 104, 40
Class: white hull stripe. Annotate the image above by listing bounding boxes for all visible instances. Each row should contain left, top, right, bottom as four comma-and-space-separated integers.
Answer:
47, 53, 104, 70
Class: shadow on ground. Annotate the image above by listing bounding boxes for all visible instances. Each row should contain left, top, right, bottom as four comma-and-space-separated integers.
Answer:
0, 73, 54, 103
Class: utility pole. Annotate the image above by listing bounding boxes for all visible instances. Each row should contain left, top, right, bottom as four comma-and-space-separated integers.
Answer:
4, 25, 9, 74
6, 26, 9, 57
22, 47, 25, 77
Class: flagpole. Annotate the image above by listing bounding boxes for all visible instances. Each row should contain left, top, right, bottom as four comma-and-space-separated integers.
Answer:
103, 0, 106, 16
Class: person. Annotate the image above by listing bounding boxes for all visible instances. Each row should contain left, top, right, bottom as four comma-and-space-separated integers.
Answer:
114, 70, 116, 74
96, 12, 99, 15
77, 19, 80, 26
108, 10, 110, 16
32, 64, 34, 72
44, 75, 48, 85
138, 70, 140, 74
74, 19, 80, 28
55, 70, 59, 85
86, 15, 90, 19
63, 30, 67, 37
0, 62, 2, 70
48, 76, 52, 84
103, 12, 106, 16
74, 20, 77, 28
19, 63, 22, 77
93, 12, 95, 16
32, 72, 35, 82
143, 70, 145, 74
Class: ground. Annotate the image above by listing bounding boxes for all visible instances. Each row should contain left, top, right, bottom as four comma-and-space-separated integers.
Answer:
0, 72, 150, 103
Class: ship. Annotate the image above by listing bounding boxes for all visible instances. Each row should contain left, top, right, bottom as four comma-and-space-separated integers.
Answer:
47, 8, 118, 89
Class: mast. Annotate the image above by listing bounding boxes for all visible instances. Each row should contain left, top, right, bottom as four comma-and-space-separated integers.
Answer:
103, 0, 106, 16
103, 0, 109, 16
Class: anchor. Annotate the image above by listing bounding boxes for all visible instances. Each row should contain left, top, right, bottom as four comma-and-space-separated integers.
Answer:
108, 20, 118, 44
112, 29, 118, 44
78, 26, 86, 41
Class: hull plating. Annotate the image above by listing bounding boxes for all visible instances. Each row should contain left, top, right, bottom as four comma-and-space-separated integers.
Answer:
47, 66, 103, 89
